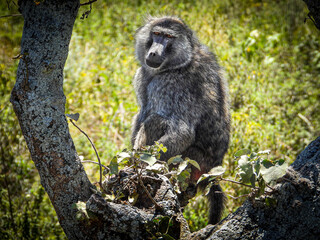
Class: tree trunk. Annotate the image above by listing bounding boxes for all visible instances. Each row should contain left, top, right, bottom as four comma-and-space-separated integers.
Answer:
11, 1, 93, 238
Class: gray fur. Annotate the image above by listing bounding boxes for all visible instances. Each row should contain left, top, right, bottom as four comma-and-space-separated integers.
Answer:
131, 16, 230, 224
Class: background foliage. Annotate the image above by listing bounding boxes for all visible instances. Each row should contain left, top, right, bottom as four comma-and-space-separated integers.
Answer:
0, 0, 319, 238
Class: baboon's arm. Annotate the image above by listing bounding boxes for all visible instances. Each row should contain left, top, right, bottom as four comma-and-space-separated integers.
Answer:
157, 118, 195, 160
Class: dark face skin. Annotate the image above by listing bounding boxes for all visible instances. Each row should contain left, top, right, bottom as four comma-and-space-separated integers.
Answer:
145, 30, 175, 69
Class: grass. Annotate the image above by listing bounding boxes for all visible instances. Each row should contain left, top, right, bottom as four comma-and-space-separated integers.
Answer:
1, 0, 319, 237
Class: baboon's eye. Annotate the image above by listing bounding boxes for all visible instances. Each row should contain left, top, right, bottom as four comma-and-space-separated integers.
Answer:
153, 32, 160, 36
165, 34, 174, 38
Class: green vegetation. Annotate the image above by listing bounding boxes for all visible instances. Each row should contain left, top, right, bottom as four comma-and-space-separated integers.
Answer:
1, 0, 319, 238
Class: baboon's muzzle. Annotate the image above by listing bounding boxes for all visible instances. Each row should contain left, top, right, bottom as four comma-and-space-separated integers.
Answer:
146, 42, 164, 68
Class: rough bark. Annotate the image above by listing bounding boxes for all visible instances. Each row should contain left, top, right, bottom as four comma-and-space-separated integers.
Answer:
10, 0, 93, 239
303, 0, 320, 30
190, 136, 320, 240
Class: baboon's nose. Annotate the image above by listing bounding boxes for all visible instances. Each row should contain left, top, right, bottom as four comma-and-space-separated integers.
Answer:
146, 51, 162, 68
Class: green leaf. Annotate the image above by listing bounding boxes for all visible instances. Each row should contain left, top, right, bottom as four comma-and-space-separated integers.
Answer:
250, 173, 256, 188
260, 159, 288, 185
204, 181, 213, 196
185, 158, 201, 170
117, 152, 131, 163
177, 169, 190, 181
238, 155, 249, 166
146, 163, 168, 173
254, 158, 261, 177
162, 146, 168, 153
140, 153, 157, 166
196, 166, 225, 185
196, 173, 210, 185
109, 157, 119, 175
237, 155, 254, 184
177, 170, 191, 191
66, 113, 80, 121
168, 155, 183, 165
257, 177, 266, 197
234, 149, 251, 157
155, 142, 167, 153
208, 166, 226, 176
177, 160, 189, 175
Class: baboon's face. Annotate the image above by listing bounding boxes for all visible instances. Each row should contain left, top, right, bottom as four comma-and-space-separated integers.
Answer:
145, 28, 176, 68
136, 18, 194, 72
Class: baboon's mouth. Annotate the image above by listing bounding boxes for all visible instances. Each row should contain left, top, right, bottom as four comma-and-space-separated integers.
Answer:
146, 59, 162, 68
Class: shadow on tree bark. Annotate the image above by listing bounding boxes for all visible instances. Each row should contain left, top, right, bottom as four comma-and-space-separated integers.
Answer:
10, 0, 320, 239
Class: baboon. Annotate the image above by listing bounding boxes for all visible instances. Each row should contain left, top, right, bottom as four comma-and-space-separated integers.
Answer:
131, 16, 230, 224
